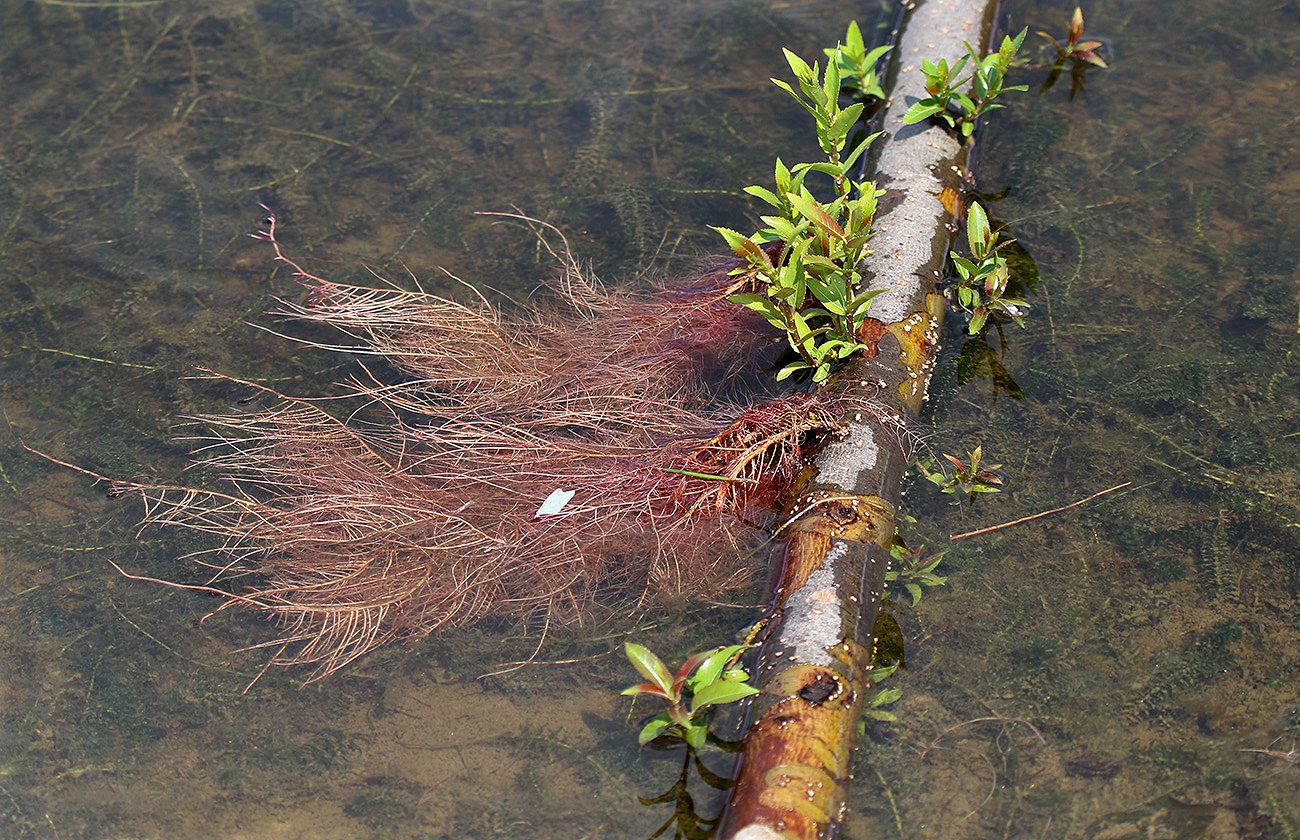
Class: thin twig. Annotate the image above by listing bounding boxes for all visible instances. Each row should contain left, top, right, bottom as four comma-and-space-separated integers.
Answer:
948, 482, 1132, 541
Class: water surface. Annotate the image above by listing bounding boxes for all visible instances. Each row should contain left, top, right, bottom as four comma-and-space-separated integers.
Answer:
0, 0, 1295, 838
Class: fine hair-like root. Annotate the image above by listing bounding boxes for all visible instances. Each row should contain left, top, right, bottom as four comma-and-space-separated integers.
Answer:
96, 212, 887, 682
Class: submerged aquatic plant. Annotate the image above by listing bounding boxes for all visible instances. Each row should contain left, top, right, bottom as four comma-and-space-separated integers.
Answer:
1036, 7, 1108, 96
86, 210, 884, 682
886, 544, 948, 606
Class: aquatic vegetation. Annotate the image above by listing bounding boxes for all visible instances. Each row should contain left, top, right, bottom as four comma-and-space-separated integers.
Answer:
637, 741, 735, 840
1037, 7, 1107, 68
621, 642, 756, 749
80, 210, 890, 683
718, 45, 886, 382
825, 20, 893, 101
862, 660, 902, 726
886, 544, 948, 606
903, 28, 1029, 137
951, 201, 1029, 334
917, 446, 1005, 502
1126, 620, 1243, 721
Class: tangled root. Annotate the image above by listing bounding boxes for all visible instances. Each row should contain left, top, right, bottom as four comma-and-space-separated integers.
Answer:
101, 213, 877, 681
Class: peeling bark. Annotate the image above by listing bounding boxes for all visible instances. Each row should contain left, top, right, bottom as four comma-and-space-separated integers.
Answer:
719, 1, 997, 837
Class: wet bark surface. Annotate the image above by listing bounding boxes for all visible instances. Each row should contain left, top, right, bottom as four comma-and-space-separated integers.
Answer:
720, 1, 994, 836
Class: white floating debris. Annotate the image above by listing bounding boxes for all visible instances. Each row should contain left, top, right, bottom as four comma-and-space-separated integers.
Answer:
535, 488, 575, 517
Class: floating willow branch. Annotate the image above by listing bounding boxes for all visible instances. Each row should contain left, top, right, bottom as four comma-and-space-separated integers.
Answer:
60, 209, 901, 684
719, 1, 999, 837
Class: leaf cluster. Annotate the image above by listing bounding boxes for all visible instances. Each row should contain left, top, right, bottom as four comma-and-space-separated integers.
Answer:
716, 44, 887, 383
862, 660, 901, 725
950, 202, 1029, 333
622, 642, 758, 750
825, 21, 892, 101
902, 28, 1029, 137
1037, 7, 1106, 67
886, 544, 948, 606
918, 445, 1005, 502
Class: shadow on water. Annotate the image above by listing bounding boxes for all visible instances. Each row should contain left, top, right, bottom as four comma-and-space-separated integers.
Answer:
0, 0, 1296, 837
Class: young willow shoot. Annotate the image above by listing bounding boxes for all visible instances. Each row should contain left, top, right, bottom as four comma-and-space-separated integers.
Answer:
826, 20, 892, 101
861, 661, 901, 726
622, 642, 758, 750
951, 201, 1028, 333
903, 28, 1029, 137
887, 544, 948, 606
918, 445, 1005, 503
1038, 7, 1107, 67
715, 44, 886, 383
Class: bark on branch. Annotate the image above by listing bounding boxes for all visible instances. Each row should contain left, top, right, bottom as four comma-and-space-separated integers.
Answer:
719, 1, 997, 836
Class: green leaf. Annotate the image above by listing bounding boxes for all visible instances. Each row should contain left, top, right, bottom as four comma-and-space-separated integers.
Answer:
743, 185, 783, 209
872, 687, 903, 707
787, 192, 845, 239
819, 296, 847, 316
776, 360, 809, 381
841, 132, 882, 173
826, 102, 865, 141
863, 44, 892, 68
774, 158, 792, 193
902, 100, 946, 125
811, 362, 833, 383
1001, 26, 1028, 64
822, 55, 841, 105
966, 202, 990, 253
638, 713, 674, 745
687, 644, 750, 693
906, 583, 923, 606
788, 309, 819, 351
796, 70, 827, 109
771, 78, 819, 120
844, 20, 864, 54
848, 287, 884, 314
625, 643, 674, 696
949, 53, 971, 80
968, 308, 988, 334
782, 47, 815, 83
728, 293, 786, 330
683, 722, 708, 751
691, 679, 760, 713
759, 216, 805, 241
870, 661, 900, 683
711, 226, 768, 266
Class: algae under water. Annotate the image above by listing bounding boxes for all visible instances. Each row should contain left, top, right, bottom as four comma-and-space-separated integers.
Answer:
0, 0, 1296, 838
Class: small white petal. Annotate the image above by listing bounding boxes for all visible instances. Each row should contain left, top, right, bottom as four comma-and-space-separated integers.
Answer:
536, 488, 576, 517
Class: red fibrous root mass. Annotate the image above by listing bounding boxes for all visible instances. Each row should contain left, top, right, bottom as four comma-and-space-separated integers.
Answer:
111, 215, 874, 681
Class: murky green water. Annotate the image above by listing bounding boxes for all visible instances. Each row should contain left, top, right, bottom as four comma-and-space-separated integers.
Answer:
0, 0, 1295, 838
